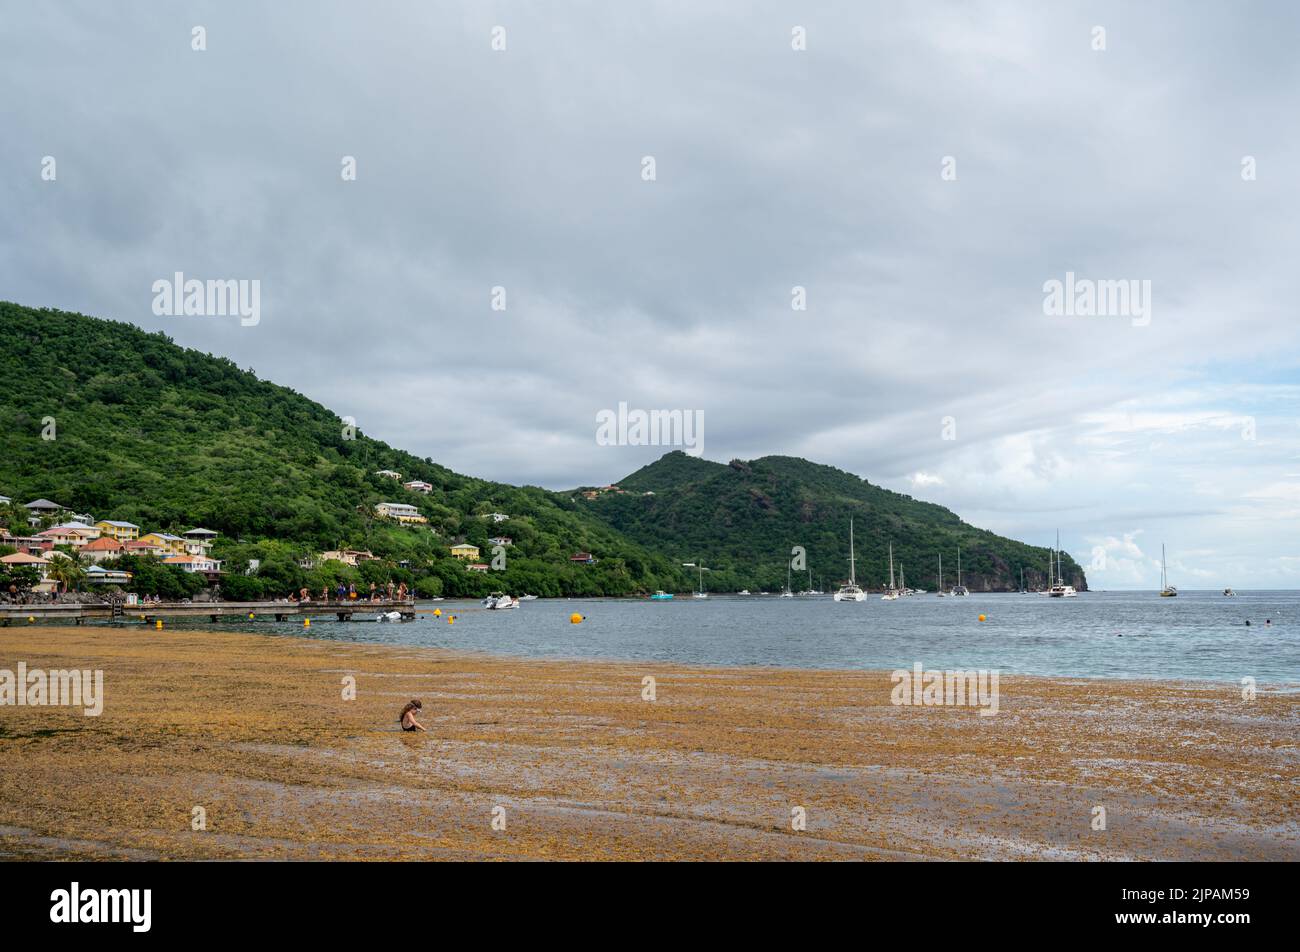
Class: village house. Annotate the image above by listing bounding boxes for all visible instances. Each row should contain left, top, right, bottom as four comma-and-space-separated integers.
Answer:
319, 549, 378, 567
488, 536, 512, 547
182, 527, 219, 556
24, 499, 66, 526
124, 539, 168, 557
139, 532, 187, 555
374, 502, 428, 524
0, 533, 47, 557
449, 543, 480, 561
374, 469, 402, 480
84, 565, 133, 586
569, 552, 597, 564
487, 512, 509, 523
466, 562, 490, 573
81, 537, 127, 564
402, 480, 434, 494
36, 522, 100, 548
96, 519, 141, 542
1, 551, 52, 582
163, 554, 223, 576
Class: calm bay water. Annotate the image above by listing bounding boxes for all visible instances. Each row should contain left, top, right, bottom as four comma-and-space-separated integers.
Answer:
213, 590, 1300, 683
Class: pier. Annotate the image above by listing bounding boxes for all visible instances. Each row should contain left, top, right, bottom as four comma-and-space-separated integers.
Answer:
0, 599, 418, 625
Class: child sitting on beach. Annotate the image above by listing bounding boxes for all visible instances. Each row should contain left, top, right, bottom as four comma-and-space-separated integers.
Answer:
398, 699, 426, 732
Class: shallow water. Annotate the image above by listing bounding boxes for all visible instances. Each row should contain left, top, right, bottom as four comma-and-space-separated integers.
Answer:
189, 590, 1300, 683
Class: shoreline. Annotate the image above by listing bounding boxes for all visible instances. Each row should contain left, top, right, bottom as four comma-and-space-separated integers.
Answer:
2, 626, 1297, 861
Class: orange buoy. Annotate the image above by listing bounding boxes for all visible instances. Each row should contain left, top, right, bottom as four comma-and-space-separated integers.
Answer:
978, 614, 986, 622
570, 613, 584, 624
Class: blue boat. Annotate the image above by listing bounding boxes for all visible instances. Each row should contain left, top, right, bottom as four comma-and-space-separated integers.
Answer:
649, 591, 674, 600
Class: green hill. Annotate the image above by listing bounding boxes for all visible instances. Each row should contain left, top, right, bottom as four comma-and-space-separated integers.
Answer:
0, 302, 689, 598
0, 301, 1082, 598
581, 452, 1085, 593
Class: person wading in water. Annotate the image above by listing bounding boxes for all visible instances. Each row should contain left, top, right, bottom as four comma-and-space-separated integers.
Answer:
398, 699, 426, 732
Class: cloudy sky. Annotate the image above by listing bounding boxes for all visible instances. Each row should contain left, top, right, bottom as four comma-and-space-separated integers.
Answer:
3, 2, 1298, 588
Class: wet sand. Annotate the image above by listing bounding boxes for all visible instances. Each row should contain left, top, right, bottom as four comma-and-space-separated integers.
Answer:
1, 625, 1296, 860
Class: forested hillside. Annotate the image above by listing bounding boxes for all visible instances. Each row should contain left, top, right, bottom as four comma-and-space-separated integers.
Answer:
582, 452, 1085, 593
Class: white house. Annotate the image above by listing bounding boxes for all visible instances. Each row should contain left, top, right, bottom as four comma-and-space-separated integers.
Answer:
403, 480, 434, 494
375, 469, 402, 480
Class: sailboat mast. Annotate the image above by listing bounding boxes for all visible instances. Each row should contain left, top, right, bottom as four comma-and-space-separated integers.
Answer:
938, 553, 943, 589
849, 518, 856, 584
888, 542, 895, 589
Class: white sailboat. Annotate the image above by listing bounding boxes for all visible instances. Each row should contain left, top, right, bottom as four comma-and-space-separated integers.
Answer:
881, 543, 900, 600
936, 553, 946, 596
692, 562, 709, 599
1159, 543, 1177, 597
950, 547, 969, 596
833, 517, 867, 602
1047, 531, 1077, 597
780, 562, 794, 598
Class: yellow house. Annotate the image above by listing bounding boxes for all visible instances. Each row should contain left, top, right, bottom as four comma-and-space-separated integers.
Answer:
450, 543, 480, 561
139, 532, 187, 555
96, 519, 140, 542
374, 502, 428, 524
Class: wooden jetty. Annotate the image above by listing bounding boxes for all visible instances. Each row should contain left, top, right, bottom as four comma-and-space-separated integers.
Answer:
0, 599, 418, 625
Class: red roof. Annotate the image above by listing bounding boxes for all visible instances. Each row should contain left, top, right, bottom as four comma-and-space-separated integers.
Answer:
83, 537, 125, 551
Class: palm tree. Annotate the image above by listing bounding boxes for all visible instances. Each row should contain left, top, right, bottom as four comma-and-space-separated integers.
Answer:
45, 552, 87, 594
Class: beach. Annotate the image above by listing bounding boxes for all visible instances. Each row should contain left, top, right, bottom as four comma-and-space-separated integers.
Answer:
0, 626, 1296, 861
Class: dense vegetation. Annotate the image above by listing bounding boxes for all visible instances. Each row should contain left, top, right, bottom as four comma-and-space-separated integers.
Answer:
581, 452, 1085, 593
0, 302, 1082, 598
0, 303, 690, 598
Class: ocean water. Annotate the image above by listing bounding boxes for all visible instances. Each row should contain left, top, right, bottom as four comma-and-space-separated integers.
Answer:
209, 590, 1300, 683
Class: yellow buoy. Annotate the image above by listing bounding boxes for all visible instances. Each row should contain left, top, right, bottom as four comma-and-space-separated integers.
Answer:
570, 613, 584, 624
27, 616, 35, 623
303, 618, 310, 628
433, 608, 442, 617
248, 612, 255, 619
978, 614, 986, 622
448, 616, 455, 625
156, 619, 163, 629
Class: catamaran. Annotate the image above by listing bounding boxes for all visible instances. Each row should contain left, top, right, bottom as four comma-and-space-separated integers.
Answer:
833, 517, 867, 602
1159, 543, 1177, 597
1047, 531, 1077, 597
950, 547, 969, 596
881, 543, 900, 600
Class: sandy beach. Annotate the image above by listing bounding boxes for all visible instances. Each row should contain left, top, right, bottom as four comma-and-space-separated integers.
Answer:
1, 625, 1296, 861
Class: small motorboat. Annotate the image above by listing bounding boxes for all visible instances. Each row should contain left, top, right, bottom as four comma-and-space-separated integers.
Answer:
483, 592, 519, 610
1223, 588, 1236, 597
520, 594, 539, 601
377, 610, 402, 621
649, 591, 674, 600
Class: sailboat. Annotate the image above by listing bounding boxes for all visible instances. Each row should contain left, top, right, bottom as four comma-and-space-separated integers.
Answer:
1019, 567, 1028, 595
833, 518, 867, 602
950, 547, 969, 596
1047, 531, 1078, 597
881, 543, 900, 600
780, 562, 794, 598
690, 562, 709, 599
1159, 543, 1177, 597
936, 553, 945, 596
